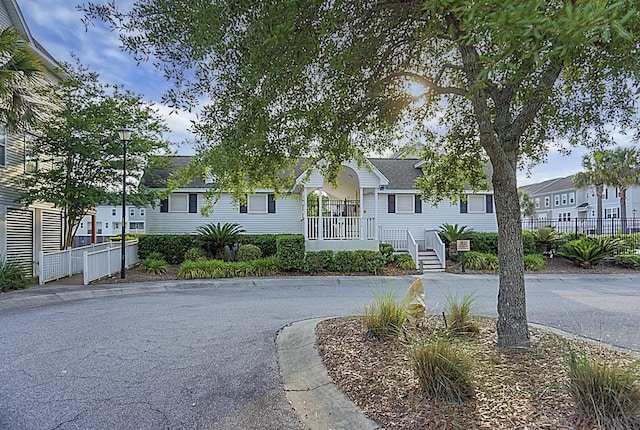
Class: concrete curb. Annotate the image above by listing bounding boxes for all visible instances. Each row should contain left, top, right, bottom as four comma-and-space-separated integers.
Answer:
276, 318, 379, 430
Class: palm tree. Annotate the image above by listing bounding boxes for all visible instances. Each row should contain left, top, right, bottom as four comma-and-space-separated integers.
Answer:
195, 222, 246, 259
600, 147, 640, 233
573, 151, 608, 235
0, 27, 47, 130
518, 190, 536, 220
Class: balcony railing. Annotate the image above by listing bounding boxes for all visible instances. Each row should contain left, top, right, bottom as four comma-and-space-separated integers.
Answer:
306, 216, 376, 240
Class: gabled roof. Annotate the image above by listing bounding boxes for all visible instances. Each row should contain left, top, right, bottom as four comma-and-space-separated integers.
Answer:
519, 175, 575, 196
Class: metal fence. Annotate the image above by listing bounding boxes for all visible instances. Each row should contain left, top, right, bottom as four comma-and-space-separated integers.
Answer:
522, 218, 640, 237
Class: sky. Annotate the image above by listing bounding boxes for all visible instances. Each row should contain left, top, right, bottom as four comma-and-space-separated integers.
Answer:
17, 0, 632, 187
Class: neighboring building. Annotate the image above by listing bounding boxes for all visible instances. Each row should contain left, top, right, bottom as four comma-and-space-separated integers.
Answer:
519, 175, 640, 233
141, 156, 498, 253
0, 0, 66, 275
74, 204, 147, 247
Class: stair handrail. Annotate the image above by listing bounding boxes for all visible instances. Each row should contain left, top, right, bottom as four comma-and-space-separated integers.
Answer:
406, 230, 419, 270
424, 229, 446, 269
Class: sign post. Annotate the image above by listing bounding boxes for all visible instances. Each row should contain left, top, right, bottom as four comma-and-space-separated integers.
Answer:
457, 240, 471, 273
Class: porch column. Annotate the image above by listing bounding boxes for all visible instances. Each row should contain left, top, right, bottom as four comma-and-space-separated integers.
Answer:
318, 188, 323, 241
302, 187, 308, 240
374, 188, 379, 240
359, 187, 364, 240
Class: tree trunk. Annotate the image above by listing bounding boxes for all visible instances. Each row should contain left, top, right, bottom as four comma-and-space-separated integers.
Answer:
596, 186, 603, 235
620, 187, 627, 234
492, 159, 530, 349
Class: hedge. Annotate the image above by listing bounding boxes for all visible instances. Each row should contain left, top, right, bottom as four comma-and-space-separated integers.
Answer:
138, 234, 196, 264
238, 234, 278, 257
178, 257, 279, 279
305, 250, 335, 274
463, 231, 536, 256
276, 234, 306, 271
333, 250, 386, 274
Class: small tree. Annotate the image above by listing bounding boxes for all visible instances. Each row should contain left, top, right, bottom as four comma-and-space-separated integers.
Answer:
195, 222, 246, 259
19, 60, 170, 248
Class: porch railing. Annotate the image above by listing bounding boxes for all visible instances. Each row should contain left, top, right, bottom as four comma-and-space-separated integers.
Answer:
424, 229, 446, 268
379, 227, 419, 269
306, 216, 376, 240
39, 242, 114, 284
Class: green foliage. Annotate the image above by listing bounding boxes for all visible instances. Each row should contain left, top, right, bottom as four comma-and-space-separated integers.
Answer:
0, 257, 33, 292
363, 290, 407, 339
304, 250, 335, 274
333, 250, 386, 274
236, 244, 262, 262
533, 227, 561, 254
587, 235, 623, 256
140, 257, 167, 275
464, 251, 499, 272
445, 293, 479, 335
439, 224, 473, 243
138, 234, 195, 264
524, 254, 546, 272
18, 59, 170, 248
184, 247, 207, 262
379, 243, 394, 260
195, 222, 245, 259
466, 232, 498, 255
613, 254, 640, 270
391, 253, 416, 270
177, 257, 279, 279
412, 339, 475, 403
521, 230, 537, 256
275, 234, 305, 271
617, 234, 640, 254
238, 234, 278, 257
557, 239, 608, 269
567, 352, 640, 429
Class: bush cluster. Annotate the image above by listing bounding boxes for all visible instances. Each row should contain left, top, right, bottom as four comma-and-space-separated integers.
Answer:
236, 244, 262, 262
276, 235, 306, 271
613, 254, 640, 270
138, 234, 195, 264
178, 257, 280, 279
524, 253, 546, 271
238, 234, 278, 257
390, 253, 416, 270
0, 257, 32, 292
333, 250, 386, 274
463, 251, 499, 271
305, 250, 335, 274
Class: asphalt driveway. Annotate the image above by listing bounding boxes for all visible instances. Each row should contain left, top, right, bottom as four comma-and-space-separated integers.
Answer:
1, 273, 638, 429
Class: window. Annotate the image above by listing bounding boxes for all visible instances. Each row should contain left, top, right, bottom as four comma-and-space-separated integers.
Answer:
24, 133, 38, 173
569, 193, 575, 205
388, 194, 421, 214
80, 222, 84, 229
240, 194, 276, 213
0, 124, 6, 167
170, 194, 188, 212
396, 195, 413, 213
544, 197, 550, 207
561, 193, 567, 205
535, 198, 540, 209
558, 212, 571, 222
467, 195, 484, 213
605, 208, 619, 218
139, 208, 145, 216
554, 195, 560, 206
112, 208, 116, 216
130, 222, 144, 230
105, 222, 109, 229
114, 222, 120, 230
130, 208, 135, 217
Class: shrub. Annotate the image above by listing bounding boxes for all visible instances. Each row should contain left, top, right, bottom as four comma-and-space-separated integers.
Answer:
524, 253, 546, 271
140, 257, 167, 275
533, 227, 561, 254
363, 290, 407, 339
178, 257, 279, 279
439, 224, 474, 258
412, 339, 475, 402
466, 232, 498, 255
238, 234, 278, 257
557, 239, 608, 268
567, 352, 640, 428
379, 243, 394, 260
276, 234, 305, 271
145, 252, 164, 261
587, 235, 623, 256
184, 247, 207, 262
0, 257, 32, 292
618, 233, 640, 254
196, 222, 245, 259
391, 253, 416, 270
138, 234, 196, 264
305, 250, 334, 274
614, 254, 640, 270
236, 244, 262, 262
445, 293, 479, 335
521, 230, 537, 255
464, 251, 499, 271
334, 250, 386, 274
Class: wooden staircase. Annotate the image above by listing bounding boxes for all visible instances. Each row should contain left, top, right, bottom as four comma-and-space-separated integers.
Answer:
418, 249, 445, 272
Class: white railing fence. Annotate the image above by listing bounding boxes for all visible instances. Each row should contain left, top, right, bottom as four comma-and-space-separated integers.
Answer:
406, 230, 419, 269
83, 240, 139, 285
39, 240, 139, 285
39, 242, 115, 285
424, 229, 446, 268
378, 227, 408, 250
306, 216, 376, 240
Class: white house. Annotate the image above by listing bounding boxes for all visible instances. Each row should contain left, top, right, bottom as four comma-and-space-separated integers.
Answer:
0, 0, 66, 275
74, 204, 147, 247
141, 156, 498, 268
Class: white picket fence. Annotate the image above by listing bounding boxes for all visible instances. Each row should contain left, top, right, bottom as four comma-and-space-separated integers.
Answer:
39, 240, 139, 285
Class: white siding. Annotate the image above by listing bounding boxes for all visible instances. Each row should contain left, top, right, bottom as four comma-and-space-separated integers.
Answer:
146, 192, 303, 235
